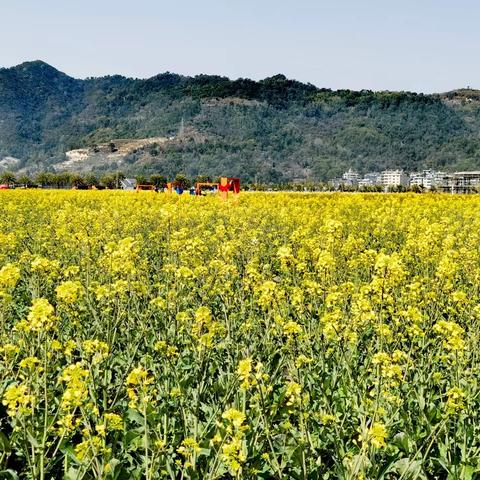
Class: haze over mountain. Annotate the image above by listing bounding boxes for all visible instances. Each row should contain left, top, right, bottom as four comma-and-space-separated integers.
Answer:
1, 60, 480, 182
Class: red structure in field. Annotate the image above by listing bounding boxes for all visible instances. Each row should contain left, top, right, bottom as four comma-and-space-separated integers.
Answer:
192, 177, 241, 199
162, 177, 241, 199
219, 177, 240, 200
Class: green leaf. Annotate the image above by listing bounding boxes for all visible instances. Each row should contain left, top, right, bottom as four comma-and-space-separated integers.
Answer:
0, 432, 11, 453
126, 408, 144, 425
64, 467, 81, 480
460, 465, 476, 480
388, 458, 425, 479
0, 470, 18, 480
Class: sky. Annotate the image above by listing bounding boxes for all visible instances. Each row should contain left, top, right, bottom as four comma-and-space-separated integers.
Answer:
1, 0, 479, 93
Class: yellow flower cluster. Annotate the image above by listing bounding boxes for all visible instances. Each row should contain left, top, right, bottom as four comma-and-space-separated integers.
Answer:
82, 339, 109, 365
15, 298, 57, 333
177, 436, 201, 469
103, 412, 124, 430
56, 280, 83, 304
366, 422, 388, 449
59, 363, 89, 410
445, 387, 466, 415
433, 320, 465, 353
0, 263, 20, 293
237, 358, 254, 389
218, 408, 248, 472
125, 367, 155, 409
192, 306, 225, 349
285, 381, 302, 407
2, 383, 34, 416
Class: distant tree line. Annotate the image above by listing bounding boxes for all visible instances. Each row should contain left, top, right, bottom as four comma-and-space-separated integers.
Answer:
0, 170, 455, 193
0, 171, 124, 189
0, 171, 232, 190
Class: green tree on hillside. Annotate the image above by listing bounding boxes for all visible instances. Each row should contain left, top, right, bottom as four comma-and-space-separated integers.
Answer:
0, 172, 16, 185
150, 174, 168, 188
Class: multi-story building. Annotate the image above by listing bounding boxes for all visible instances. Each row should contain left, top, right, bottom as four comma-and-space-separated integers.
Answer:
358, 172, 382, 187
439, 171, 480, 194
381, 170, 409, 187
409, 170, 446, 189
332, 168, 480, 193
431, 171, 447, 189
341, 169, 360, 186
409, 171, 424, 187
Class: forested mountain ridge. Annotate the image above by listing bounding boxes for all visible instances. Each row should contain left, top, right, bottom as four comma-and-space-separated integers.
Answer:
1, 60, 480, 181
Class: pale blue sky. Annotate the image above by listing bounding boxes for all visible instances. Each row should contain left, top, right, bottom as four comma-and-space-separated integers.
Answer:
1, 0, 478, 92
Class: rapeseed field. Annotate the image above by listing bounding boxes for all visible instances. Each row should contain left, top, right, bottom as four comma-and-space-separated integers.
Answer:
0, 190, 479, 479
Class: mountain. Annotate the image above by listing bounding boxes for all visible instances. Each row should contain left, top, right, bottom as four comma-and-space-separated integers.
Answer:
1, 60, 480, 181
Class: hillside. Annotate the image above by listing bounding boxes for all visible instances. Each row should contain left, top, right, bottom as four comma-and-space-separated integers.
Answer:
1, 60, 480, 181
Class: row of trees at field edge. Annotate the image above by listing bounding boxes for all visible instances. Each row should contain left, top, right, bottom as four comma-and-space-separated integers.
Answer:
0, 171, 452, 192
0, 172, 187, 189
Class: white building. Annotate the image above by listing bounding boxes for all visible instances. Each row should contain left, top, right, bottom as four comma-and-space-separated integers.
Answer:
341, 169, 360, 186
381, 170, 409, 187
358, 172, 382, 187
410, 170, 446, 190
410, 172, 423, 187
120, 178, 136, 190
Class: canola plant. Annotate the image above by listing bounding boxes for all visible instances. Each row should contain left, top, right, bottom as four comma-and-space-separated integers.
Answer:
0, 190, 479, 479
